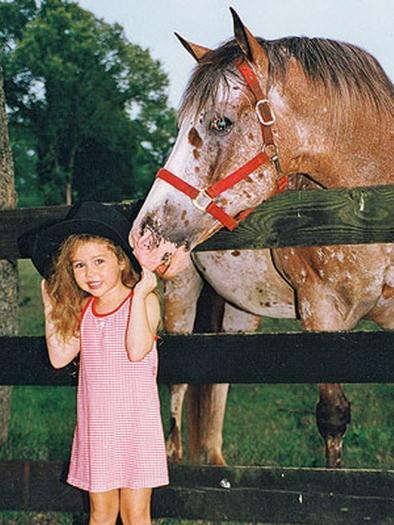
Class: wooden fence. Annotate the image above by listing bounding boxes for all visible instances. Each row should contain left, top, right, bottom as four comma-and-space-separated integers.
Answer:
2, 461, 393, 524
1, 187, 393, 523
1, 186, 393, 258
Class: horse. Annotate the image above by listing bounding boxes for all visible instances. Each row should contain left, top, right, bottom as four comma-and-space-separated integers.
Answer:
130, 9, 394, 468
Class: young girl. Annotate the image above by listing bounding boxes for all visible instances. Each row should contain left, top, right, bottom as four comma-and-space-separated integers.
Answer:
19, 201, 169, 525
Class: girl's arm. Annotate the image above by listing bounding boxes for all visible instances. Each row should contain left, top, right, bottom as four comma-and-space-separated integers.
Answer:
126, 268, 160, 361
41, 280, 81, 369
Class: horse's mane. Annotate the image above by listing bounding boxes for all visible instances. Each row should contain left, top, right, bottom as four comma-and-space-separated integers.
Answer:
179, 36, 393, 123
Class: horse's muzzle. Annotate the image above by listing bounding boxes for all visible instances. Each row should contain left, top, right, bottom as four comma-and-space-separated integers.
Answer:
130, 229, 190, 278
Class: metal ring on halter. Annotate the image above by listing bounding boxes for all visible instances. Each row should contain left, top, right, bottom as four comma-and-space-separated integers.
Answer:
192, 189, 212, 212
255, 99, 276, 126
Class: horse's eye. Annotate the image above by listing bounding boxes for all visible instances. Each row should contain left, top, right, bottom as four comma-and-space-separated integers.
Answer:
209, 116, 233, 134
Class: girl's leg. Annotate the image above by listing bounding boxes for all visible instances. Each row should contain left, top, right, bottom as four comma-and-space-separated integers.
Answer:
89, 489, 120, 525
119, 488, 152, 525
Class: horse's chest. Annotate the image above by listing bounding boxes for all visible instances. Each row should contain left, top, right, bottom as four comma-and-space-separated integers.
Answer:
192, 249, 296, 318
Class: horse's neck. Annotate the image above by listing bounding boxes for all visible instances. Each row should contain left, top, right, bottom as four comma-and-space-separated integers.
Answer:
304, 132, 392, 188
274, 82, 393, 188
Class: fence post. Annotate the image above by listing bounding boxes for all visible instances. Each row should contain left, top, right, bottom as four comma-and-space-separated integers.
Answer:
0, 66, 18, 446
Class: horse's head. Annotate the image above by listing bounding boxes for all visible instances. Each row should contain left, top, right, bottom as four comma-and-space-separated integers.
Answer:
130, 9, 392, 278
130, 10, 284, 278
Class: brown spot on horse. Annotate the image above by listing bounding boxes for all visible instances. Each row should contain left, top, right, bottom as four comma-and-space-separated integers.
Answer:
188, 127, 203, 148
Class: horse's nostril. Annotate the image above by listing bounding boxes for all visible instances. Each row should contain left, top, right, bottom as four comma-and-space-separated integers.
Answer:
162, 252, 173, 264
136, 230, 155, 252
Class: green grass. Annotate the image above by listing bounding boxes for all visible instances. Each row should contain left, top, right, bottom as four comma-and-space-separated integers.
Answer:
0, 260, 392, 524
0, 386, 76, 461
17, 259, 45, 336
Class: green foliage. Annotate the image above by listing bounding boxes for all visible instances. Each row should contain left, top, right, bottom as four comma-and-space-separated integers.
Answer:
9, 126, 41, 207
17, 259, 43, 334
0, 0, 176, 205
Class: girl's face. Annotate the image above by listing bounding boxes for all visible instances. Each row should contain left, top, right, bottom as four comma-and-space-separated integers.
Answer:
71, 240, 127, 298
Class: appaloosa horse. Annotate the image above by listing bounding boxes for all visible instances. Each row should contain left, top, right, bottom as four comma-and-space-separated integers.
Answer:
131, 9, 393, 468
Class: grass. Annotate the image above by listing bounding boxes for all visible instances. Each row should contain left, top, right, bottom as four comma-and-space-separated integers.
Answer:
0, 260, 392, 524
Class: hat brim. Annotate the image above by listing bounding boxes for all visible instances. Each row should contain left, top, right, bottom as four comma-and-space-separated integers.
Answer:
18, 209, 142, 279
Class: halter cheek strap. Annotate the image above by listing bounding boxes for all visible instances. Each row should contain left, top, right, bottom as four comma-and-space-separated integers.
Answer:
236, 60, 277, 156
156, 59, 288, 231
157, 150, 269, 231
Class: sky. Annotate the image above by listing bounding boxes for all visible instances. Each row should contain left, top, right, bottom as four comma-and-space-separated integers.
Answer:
77, 0, 393, 108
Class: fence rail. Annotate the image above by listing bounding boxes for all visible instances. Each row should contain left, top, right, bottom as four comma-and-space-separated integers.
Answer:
0, 331, 393, 385
1, 185, 393, 259
1, 461, 393, 524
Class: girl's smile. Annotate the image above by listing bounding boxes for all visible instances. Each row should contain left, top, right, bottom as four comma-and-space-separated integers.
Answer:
86, 280, 102, 290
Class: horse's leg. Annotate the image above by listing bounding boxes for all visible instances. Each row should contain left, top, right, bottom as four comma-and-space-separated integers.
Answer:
296, 284, 357, 468
192, 302, 260, 465
316, 383, 351, 468
273, 244, 390, 468
166, 384, 188, 463
163, 259, 203, 463
187, 281, 225, 464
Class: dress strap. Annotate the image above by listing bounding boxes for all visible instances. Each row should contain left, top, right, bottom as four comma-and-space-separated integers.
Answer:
80, 296, 94, 322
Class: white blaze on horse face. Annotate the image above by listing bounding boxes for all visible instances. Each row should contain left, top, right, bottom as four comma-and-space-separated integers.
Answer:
165, 117, 200, 184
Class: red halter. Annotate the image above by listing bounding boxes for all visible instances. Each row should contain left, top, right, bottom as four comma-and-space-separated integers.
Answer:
156, 59, 288, 231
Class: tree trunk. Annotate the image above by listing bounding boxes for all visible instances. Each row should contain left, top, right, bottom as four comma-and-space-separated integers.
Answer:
0, 66, 18, 447
65, 146, 77, 205
66, 180, 72, 205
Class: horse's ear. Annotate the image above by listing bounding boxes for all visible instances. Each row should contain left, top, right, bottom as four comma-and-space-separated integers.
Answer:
230, 8, 268, 68
174, 32, 211, 62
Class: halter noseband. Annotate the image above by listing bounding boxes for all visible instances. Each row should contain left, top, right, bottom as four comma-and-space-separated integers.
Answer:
156, 59, 288, 231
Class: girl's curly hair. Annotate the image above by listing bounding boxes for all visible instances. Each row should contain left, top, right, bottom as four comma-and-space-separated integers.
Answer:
46, 234, 139, 341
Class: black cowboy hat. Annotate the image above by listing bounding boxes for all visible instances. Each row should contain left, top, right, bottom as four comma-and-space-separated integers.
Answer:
18, 201, 143, 279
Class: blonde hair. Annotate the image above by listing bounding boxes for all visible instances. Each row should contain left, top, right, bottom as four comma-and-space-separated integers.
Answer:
47, 235, 139, 341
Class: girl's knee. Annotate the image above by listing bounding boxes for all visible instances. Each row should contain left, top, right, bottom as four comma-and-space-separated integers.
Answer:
89, 490, 119, 525
120, 488, 151, 525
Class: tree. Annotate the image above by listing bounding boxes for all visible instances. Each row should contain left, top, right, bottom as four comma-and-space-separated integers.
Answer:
0, 65, 17, 447
0, 0, 176, 205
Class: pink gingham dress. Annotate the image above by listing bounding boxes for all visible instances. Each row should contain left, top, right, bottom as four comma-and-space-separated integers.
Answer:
67, 290, 169, 492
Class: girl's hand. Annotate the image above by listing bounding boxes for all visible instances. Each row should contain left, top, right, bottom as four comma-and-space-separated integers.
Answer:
41, 279, 53, 315
133, 266, 158, 298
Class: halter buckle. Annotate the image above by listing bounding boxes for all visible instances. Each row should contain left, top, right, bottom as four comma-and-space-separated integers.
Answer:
264, 143, 279, 159
256, 99, 276, 126
264, 143, 283, 175
192, 189, 212, 212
